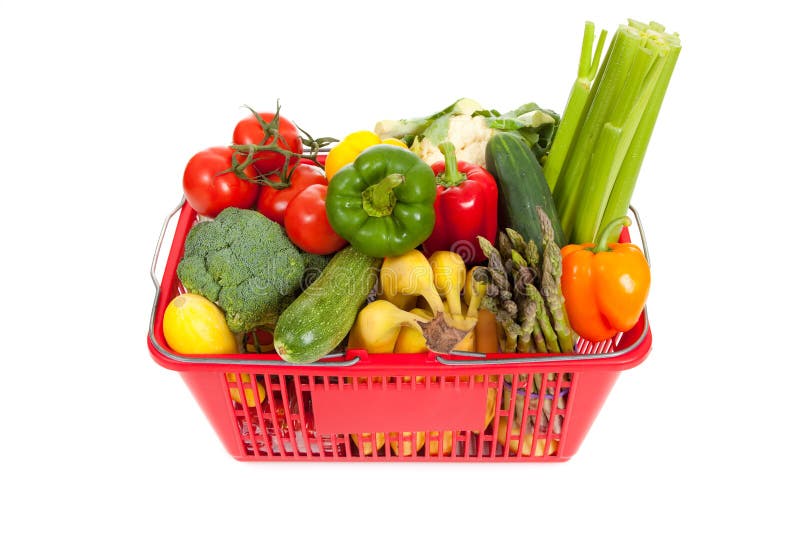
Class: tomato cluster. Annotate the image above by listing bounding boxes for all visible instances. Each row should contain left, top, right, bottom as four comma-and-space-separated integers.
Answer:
181, 108, 346, 255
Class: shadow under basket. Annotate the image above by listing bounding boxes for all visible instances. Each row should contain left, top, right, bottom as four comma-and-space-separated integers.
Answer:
147, 200, 652, 462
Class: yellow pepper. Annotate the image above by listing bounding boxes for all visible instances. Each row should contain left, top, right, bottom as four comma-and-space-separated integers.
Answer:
324, 130, 407, 181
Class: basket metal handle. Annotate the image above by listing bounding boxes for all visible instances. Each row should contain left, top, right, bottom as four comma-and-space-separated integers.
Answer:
150, 199, 186, 291
628, 204, 650, 265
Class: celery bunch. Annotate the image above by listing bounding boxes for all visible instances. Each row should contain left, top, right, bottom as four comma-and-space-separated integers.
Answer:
544, 20, 681, 245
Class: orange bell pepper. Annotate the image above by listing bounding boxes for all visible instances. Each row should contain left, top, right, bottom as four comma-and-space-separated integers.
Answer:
560, 216, 650, 342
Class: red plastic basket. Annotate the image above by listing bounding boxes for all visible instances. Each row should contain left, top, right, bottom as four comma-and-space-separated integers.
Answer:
147, 200, 652, 462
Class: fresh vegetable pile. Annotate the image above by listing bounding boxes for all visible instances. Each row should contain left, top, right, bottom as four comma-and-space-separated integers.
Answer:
163, 19, 678, 371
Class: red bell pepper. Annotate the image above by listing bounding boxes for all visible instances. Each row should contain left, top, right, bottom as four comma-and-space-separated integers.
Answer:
422, 142, 498, 264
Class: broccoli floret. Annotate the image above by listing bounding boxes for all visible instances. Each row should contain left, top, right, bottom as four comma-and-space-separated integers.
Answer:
177, 207, 305, 333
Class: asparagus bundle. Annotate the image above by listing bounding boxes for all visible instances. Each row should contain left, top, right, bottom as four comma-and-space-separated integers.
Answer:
474, 207, 575, 354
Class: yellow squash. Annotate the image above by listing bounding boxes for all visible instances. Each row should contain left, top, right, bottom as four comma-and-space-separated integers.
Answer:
225, 373, 266, 408
163, 293, 237, 354
428, 250, 466, 318
381, 249, 446, 316
389, 431, 426, 456
393, 308, 432, 354
348, 300, 429, 354
163, 293, 265, 407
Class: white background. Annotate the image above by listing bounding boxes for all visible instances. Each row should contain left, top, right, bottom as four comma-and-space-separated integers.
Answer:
2, 1, 797, 532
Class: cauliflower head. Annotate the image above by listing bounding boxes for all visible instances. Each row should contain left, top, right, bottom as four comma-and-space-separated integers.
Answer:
377, 98, 560, 169
176, 207, 305, 333
411, 114, 494, 167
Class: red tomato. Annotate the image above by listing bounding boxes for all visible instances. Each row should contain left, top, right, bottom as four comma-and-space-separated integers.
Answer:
284, 184, 347, 255
232, 111, 303, 176
256, 162, 327, 226
182, 147, 259, 218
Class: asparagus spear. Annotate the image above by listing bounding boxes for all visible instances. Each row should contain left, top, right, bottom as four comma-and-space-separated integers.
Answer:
518, 317, 533, 353
504, 228, 528, 257
530, 313, 548, 353
473, 249, 523, 353
525, 285, 560, 353
501, 298, 518, 317
496, 309, 521, 352
541, 269, 575, 352
524, 242, 541, 283
509, 250, 536, 353
497, 231, 515, 263
537, 207, 576, 353
478, 237, 514, 301
505, 227, 543, 284
509, 249, 535, 300
478, 236, 504, 273
473, 267, 504, 322
472, 266, 497, 301
517, 295, 548, 354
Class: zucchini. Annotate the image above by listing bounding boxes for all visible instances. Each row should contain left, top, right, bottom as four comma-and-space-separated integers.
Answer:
274, 246, 381, 363
486, 131, 566, 252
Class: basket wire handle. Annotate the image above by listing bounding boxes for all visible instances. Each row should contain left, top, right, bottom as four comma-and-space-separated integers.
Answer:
627, 205, 650, 265
150, 199, 185, 291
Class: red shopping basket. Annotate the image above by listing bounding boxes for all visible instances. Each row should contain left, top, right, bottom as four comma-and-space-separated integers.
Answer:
147, 200, 652, 462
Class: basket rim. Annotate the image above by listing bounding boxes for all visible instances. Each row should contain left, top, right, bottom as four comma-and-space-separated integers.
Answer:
147, 199, 652, 373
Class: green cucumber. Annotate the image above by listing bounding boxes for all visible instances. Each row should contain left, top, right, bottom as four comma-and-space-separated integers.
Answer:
486, 131, 566, 252
274, 246, 381, 363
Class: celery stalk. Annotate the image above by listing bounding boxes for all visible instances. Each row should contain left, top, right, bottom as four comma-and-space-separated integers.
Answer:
571, 44, 664, 244
572, 124, 622, 243
599, 26, 682, 242
552, 20, 681, 244
543, 22, 607, 190
553, 25, 643, 241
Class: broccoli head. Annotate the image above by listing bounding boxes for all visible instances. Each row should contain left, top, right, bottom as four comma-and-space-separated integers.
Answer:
177, 207, 305, 333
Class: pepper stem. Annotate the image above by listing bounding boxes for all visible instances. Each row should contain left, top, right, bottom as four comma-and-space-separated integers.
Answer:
362, 173, 405, 217
436, 142, 467, 188
592, 216, 631, 252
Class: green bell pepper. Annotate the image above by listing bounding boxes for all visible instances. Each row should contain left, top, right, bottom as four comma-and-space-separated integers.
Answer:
325, 144, 437, 258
